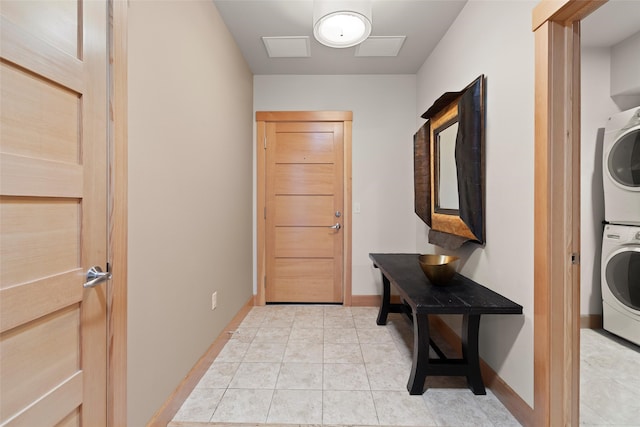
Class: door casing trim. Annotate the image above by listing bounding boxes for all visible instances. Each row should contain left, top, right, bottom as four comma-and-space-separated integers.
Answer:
255, 111, 353, 306
108, 1, 128, 425
532, 1, 606, 425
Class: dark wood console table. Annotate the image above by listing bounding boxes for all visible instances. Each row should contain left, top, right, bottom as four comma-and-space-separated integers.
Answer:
370, 253, 523, 395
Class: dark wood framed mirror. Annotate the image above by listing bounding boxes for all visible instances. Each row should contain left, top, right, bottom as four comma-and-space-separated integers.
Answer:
414, 75, 485, 246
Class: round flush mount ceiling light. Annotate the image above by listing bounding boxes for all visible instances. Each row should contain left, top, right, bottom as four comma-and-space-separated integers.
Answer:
313, 1, 372, 48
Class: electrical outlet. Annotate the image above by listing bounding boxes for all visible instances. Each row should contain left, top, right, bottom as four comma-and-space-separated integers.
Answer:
211, 291, 217, 310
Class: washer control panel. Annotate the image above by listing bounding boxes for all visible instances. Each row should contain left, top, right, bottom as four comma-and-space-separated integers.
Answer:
604, 224, 640, 244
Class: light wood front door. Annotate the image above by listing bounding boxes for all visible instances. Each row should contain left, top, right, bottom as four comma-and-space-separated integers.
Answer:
1, 1, 109, 425
259, 112, 351, 304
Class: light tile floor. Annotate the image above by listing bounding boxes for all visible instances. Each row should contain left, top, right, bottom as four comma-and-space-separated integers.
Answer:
169, 305, 521, 426
579, 329, 640, 426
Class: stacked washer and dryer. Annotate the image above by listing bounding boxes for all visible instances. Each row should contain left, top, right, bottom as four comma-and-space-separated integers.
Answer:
601, 107, 640, 346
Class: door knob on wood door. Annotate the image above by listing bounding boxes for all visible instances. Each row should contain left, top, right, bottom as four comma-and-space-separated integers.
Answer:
328, 223, 341, 230
84, 266, 112, 288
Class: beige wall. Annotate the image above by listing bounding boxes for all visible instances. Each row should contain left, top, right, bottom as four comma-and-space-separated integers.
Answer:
416, 0, 536, 406
253, 75, 418, 297
127, 1, 253, 425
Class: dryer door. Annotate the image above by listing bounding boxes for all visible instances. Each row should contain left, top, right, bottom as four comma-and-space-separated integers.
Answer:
607, 127, 640, 190
605, 247, 640, 311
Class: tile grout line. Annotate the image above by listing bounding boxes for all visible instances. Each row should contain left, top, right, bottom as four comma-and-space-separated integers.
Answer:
264, 323, 286, 425
356, 317, 382, 426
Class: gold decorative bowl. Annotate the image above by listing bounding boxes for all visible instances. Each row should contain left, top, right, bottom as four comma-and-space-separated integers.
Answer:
418, 254, 460, 286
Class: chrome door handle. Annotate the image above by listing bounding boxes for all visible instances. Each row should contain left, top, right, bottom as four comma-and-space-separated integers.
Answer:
84, 266, 111, 288
328, 223, 341, 230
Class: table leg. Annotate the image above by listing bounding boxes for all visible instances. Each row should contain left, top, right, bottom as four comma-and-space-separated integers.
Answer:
462, 314, 486, 395
376, 273, 391, 325
407, 311, 430, 395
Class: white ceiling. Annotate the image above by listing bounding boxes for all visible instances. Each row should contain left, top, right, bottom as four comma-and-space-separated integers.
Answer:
213, 0, 640, 75
213, 0, 467, 75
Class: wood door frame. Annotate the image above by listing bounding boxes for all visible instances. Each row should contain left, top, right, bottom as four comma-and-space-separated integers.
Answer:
532, 1, 605, 425
256, 111, 353, 306
107, 1, 128, 425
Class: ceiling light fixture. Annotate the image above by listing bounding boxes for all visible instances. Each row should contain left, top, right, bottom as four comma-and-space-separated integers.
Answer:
313, 1, 372, 49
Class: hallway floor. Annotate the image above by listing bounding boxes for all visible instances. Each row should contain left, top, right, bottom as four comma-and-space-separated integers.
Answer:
169, 305, 521, 426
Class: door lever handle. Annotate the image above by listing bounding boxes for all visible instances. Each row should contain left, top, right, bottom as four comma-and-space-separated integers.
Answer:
84, 266, 112, 288
328, 223, 341, 230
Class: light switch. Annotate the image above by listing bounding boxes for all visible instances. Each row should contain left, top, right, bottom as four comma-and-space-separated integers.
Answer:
354, 202, 361, 214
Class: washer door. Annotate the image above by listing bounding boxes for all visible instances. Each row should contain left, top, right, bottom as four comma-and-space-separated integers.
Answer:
605, 247, 640, 311
608, 127, 640, 190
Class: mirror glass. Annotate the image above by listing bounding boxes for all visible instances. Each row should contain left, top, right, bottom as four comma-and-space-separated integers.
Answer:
435, 121, 459, 212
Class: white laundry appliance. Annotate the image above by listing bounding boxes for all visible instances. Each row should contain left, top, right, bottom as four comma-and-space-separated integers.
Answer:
602, 107, 640, 225
601, 223, 640, 346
